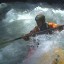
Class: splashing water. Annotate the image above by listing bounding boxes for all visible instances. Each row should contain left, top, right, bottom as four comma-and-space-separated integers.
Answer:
0, 2, 64, 64
22, 31, 64, 64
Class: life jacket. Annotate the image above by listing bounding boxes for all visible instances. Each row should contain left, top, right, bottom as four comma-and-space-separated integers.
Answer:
48, 22, 59, 29
39, 22, 57, 34
39, 23, 48, 31
35, 22, 58, 31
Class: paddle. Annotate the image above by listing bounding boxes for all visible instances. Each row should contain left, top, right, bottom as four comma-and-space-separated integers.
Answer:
1, 25, 64, 44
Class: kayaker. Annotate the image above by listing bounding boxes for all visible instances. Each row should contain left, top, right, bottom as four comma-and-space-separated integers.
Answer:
23, 14, 63, 41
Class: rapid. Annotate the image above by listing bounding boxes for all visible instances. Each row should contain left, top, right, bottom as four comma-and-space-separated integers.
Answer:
0, 2, 64, 64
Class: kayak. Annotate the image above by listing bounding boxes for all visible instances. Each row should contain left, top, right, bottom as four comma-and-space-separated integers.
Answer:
52, 48, 64, 64
37, 48, 64, 64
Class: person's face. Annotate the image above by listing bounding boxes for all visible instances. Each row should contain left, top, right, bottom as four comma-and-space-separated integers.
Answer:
36, 20, 43, 28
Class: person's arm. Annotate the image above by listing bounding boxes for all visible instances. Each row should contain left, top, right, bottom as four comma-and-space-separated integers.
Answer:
23, 26, 39, 41
48, 22, 64, 31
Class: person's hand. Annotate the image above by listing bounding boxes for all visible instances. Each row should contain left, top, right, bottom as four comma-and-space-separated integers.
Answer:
22, 34, 30, 41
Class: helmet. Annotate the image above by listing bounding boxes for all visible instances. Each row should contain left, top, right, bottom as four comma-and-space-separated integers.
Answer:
35, 14, 45, 21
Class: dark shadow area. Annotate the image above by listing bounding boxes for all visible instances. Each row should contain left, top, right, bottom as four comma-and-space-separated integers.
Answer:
0, 0, 64, 5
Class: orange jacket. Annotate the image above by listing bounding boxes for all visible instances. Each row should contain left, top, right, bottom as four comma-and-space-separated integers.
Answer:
48, 22, 59, 28
29, 22, 59, 35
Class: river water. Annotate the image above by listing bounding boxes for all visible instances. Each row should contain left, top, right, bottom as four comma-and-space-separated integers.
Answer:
0, 2, 64, 64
